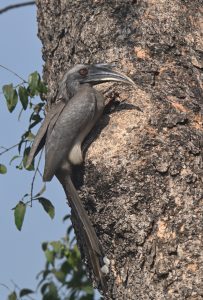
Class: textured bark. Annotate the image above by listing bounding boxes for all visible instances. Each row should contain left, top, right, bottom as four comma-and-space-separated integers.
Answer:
36, 1, 203, 299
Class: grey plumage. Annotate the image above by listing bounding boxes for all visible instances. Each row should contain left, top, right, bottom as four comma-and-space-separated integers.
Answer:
26, 64, 135, 291
43, 84, 104, 181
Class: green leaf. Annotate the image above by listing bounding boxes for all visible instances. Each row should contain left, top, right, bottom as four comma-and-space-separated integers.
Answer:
28, 71, 40, 96
18, 86, 28, 110
81, 284, 94, 295
27, 132, 35, 141
38, 198, 55, 219
7, 291, 17, 300
29, 116, 42, 130
30, 114, 42, 122
52, 269, 66, 283
42, 242, 48, 251
63, 214, 71, 222
34, 102, 45, 113
42, 283, 59, 300
73, 244, 80, 259
61, 261, 71, 274
22, 193, 29, 200
3, 84, 18, 112
67, 224, 73, 235
38, 81, 48, 94
18, 138, 24, 154
0, 163, 7, 174
19, 288, 34, 297
14, 201, 26, 231
24, 130, 35, 141
45, 249, 54, 265
50, 241, 62, 253
23, 147, 34, 170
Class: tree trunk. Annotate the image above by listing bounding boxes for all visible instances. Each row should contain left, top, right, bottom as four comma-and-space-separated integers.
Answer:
36, 1, 203, 299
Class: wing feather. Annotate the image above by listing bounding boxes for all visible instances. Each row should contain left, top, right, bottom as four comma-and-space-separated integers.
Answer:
26, 101, 66, 167
43, 86, 97, 181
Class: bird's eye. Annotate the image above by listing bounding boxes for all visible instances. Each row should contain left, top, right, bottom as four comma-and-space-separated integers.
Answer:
79, 68, 88, 76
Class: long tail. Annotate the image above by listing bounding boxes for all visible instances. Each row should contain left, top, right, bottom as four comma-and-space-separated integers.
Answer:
65, 175, 107, 291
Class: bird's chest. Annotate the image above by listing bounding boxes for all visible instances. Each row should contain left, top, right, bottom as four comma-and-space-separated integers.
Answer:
67, 89, 104, 165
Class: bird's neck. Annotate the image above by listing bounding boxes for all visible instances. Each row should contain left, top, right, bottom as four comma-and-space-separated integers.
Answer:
67, 81, 91, 99
66, 80, 80, 98
58, 78, 91, 102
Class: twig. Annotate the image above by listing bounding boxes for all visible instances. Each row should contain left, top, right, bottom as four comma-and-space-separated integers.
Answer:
0, 283, 10, 291
37, 168, 43, 178
30, 149, 43, 206
0, 143, 19, 156
0, 64, 26, 83
18, 108, 24, 121
0, 2, 35, 15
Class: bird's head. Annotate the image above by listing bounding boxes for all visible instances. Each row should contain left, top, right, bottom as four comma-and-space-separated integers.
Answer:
67, 63, 135, 86
58, 63, 135, 99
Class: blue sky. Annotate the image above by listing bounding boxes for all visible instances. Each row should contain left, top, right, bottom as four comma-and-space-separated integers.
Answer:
0, 1, 70, 298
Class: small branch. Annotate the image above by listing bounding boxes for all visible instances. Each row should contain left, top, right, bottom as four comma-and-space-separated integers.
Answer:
0, 2, 35, 15
0, 64, 26, 83
0, 143, 19, 156
37, 168, 43, 178
0, 283, 10, 291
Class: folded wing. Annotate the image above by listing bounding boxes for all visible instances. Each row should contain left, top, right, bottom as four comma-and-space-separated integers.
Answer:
26, 101, 66, 167
43, 85, 97, 181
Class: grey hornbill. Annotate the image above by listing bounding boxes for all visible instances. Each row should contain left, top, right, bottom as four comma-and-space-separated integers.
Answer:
26, 63, 135, 291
